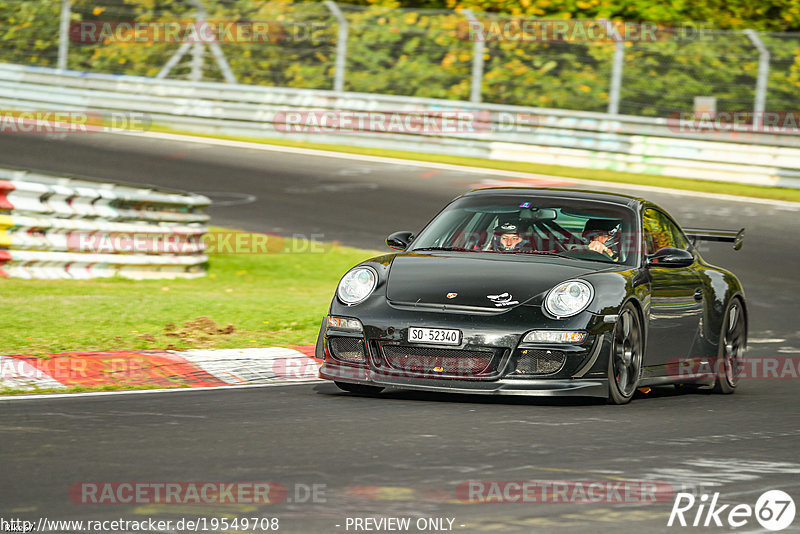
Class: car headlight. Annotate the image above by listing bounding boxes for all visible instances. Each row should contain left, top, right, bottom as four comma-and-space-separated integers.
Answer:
544, 280, 594, 318
337, 266, 378, 306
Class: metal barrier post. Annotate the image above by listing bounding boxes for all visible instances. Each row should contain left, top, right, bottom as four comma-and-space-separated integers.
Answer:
324, 1, 348, 93
57, 0, 71, 70
607, 40, 625, 115
190, 0, 236, 84
190, 42, 205, 82
158, 1, 237, 83
461, 9, 484, 103
207, 41, 237, 84
157, 42, 192, 79
744, 29, 770, 129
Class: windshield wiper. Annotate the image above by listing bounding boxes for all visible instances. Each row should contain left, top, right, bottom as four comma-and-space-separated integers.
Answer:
526, 250, 574, 259
525, 250, 616, 263
411, 246, 467, 252
556, 249, 619, 264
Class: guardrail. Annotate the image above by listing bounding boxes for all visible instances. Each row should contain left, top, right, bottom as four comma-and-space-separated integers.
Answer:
0, 166, 209, 279
1, 62, 799, 189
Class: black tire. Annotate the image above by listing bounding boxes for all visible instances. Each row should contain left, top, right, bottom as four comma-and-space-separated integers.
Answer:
334, 381, 384, 395
608, 303, 644, 405
712, 298, 746, 394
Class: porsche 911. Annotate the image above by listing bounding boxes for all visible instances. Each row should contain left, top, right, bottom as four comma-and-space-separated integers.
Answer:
316, 188, 746, 404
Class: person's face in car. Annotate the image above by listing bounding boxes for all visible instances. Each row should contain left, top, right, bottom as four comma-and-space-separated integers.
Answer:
500, 233, 522, 250
593, 233, 610, 244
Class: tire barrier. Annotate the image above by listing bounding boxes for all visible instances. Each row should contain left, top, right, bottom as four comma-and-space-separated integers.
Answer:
0, 167, 209, 279
1, 62, 799, 189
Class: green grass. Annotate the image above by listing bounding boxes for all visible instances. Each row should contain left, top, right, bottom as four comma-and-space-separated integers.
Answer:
154, 125, 800, 203
0, 383, 186, 396
0, 231, 379, 356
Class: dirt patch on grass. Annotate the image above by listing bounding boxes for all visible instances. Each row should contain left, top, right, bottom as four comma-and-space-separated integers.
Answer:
164, 316, 237, 348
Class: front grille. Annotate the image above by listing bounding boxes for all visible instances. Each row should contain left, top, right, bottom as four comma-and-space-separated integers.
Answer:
379, 344, 498, 377
513, 349, 566, 375
328, 337, 366, 364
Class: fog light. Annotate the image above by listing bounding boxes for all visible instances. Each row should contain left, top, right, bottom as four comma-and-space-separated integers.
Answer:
522, 330, 586, 344
327, 316, 364, 332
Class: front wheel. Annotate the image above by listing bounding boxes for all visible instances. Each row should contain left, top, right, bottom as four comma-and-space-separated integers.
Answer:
712, 298, 746, 394
334, 381, 384, 395
608, 303, 644, 405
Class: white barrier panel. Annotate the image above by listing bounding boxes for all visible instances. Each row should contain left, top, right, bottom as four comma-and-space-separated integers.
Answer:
488, 142, 785, 187
1, 63, 799, 188
0, 167, 210, 280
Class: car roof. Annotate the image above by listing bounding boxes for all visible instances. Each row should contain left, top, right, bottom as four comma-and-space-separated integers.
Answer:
462, 187, 643, 208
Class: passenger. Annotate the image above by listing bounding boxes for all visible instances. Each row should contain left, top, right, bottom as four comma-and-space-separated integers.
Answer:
584, 219, 620, 260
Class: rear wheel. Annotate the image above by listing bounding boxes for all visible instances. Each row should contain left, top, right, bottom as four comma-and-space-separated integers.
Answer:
608, 303, 644, 405
334, 381, 384, 395
713, 298, 746, 394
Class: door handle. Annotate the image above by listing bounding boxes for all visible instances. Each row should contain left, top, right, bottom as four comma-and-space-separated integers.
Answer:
694, 288, 703, 302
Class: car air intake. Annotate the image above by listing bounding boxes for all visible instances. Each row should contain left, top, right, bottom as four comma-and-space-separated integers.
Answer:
379, 344, 498, 377
513, 349, 566, 375
328, 337, 367, 364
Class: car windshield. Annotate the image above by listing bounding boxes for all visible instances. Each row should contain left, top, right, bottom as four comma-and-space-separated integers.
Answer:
409, 194, 639, 265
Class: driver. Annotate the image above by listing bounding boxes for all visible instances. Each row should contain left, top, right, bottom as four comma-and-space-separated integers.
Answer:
492, 222, 526, 252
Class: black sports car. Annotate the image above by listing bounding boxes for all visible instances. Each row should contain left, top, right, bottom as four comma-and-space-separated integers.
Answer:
316, 188, 747, 404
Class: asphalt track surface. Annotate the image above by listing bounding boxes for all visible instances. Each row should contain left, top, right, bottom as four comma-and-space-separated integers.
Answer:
2, 132, 800, 533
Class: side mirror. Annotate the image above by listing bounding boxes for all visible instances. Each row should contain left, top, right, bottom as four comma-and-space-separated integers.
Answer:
646, 247, 694, 268
387, 231, 414, 251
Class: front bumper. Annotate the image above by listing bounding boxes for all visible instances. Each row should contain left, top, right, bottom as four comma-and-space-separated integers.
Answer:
318, 309, 613, 398
320, 364, 609, 397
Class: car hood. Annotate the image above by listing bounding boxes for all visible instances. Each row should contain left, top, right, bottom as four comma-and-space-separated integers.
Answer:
385, 253, 609, 310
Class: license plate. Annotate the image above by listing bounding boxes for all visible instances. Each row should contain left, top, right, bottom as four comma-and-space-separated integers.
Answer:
408, 327, 461, 345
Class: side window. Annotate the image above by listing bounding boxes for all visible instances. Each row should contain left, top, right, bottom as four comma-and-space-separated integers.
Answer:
666, 217, 690, 251
642, 209, 690, 254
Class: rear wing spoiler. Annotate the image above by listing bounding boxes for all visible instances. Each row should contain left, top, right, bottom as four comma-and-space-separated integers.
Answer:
684, 228, 745, 250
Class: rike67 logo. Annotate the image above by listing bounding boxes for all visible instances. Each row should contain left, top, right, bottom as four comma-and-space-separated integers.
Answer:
668, 490, 796, 531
